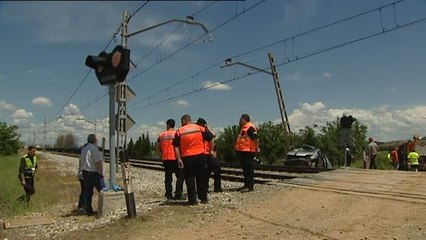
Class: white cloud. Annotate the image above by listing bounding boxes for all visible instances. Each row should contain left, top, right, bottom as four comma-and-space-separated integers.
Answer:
281, 0, 318, 27
64, 103, 80, 115
26, 69, 53, 75
131, 124, 163, 142
136, 31, 187, 53
287, 102, 426, 141
322, 72, 332, 78
202, 81, 232, 91
32, 97, 53, 107
170, 99, 189, 107
300, 102, 326, 113
12, 109, 33, 119
0, 100, 17, 111
286, 71, 302, 82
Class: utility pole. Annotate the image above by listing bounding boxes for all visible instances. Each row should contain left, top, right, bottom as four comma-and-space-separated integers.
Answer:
118, 10, 137, 218
222, 53, 294, 149
108, 84, 117, 189
268, 53, 294, 149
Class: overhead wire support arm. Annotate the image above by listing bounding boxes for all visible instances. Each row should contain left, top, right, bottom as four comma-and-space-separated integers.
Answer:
221, 54, 295, 150
221, 59, 272, 75
125, 18, 212, 39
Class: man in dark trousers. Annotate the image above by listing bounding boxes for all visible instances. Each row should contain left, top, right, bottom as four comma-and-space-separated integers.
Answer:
18, 146, 38, 203
156, 119, 184, 200
79, 134, 104, 216
173, 114, 214, 205
235, 114, 259, 192
196, 118, 222, 193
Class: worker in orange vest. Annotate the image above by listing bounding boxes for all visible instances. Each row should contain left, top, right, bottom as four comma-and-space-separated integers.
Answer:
156, 119, 184, 200
173, 114, 214, 205
196, 118, 222, 193
235, 114, 259, 192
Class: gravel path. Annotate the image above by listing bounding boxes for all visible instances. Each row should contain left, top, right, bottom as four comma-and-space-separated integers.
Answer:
2, 152, 263, 240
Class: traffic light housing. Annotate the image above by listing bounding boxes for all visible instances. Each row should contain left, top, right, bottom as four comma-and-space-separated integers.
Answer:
85, 45, 130, 85
340, 114, 355, 129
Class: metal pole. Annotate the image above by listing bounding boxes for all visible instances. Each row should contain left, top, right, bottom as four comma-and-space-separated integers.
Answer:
268, 53, 294, 149
120, 10, 136, 218
108, 84, 116, 189
94, 119, 97, 136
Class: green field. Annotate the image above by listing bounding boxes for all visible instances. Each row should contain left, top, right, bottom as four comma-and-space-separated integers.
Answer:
0, 153, 79, 218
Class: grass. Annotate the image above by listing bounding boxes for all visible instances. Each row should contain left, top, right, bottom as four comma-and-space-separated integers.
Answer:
0, 152, 80, 218
351, 151, 394, 170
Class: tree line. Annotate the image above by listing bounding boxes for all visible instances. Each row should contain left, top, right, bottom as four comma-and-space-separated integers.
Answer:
1, 115, 368, 167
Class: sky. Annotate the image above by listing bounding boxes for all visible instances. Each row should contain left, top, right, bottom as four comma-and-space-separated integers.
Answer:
1, 0, 426, 147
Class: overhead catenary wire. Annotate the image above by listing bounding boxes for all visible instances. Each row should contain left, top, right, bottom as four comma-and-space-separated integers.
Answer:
45, 1, 152, 124
127, 0, 408, 110
128, 4, 426, 112
73, 0, 264, 118
127, 0, 266, 83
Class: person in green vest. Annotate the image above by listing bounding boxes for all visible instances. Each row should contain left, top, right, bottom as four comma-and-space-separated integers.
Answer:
407, 148, 420, 172
18, 146, 38, 203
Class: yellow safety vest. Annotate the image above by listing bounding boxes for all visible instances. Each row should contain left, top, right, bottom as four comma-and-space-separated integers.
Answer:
22, 154, 37, 179
407, 152, 419, 165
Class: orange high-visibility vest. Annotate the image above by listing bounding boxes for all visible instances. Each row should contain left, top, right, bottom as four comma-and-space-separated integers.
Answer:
235, 122, 257, 152
204, 141, 211, 155
159, 130, 176, 160
177, 124, 205, 157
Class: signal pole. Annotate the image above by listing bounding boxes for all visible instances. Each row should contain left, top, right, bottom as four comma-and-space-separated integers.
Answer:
118, 10, 137, 218
108, 85, 117, 189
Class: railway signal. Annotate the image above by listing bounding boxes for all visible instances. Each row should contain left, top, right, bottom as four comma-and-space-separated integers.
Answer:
85, 45, 130, 85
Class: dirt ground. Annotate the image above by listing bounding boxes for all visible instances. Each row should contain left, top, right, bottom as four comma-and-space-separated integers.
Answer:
57, 169, 426, 240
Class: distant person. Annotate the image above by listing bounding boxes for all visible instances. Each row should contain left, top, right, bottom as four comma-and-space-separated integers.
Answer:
196, 118, 222, 193
235, 114, 259, 192
18, 146, 38, 203
345, 147, 353, 167
390, 146, 400, 170
407, 148, 420, 172
79, 134, 104, 216
367, 137, 379, 169
156, 119, 184, 200
173, 114, 214, 205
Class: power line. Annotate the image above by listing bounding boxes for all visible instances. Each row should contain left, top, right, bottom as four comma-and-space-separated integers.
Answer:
46, 1, 152, 123
129, 9, 426, 112
128, 1, 150, 22
132, 1, 217, 68
127, 0, 408, 110
74, 0, 262, 117
127, 0, 266, 82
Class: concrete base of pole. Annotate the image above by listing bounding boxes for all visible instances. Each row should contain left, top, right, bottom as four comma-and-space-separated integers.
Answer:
124, 192, 137, 218
98, 191, 126, 217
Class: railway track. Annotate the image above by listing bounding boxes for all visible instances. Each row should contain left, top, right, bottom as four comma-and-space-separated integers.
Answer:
47, 151, 332, 184
47, 151, 426, 204
274, 168, 426, 204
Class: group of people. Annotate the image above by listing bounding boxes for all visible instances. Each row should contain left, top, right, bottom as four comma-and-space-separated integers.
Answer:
17, 113, 260, 210
156, 113, 259, 205
17, 141, 104, 215
366, 136, 421, 171
388, 146, 420, 172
